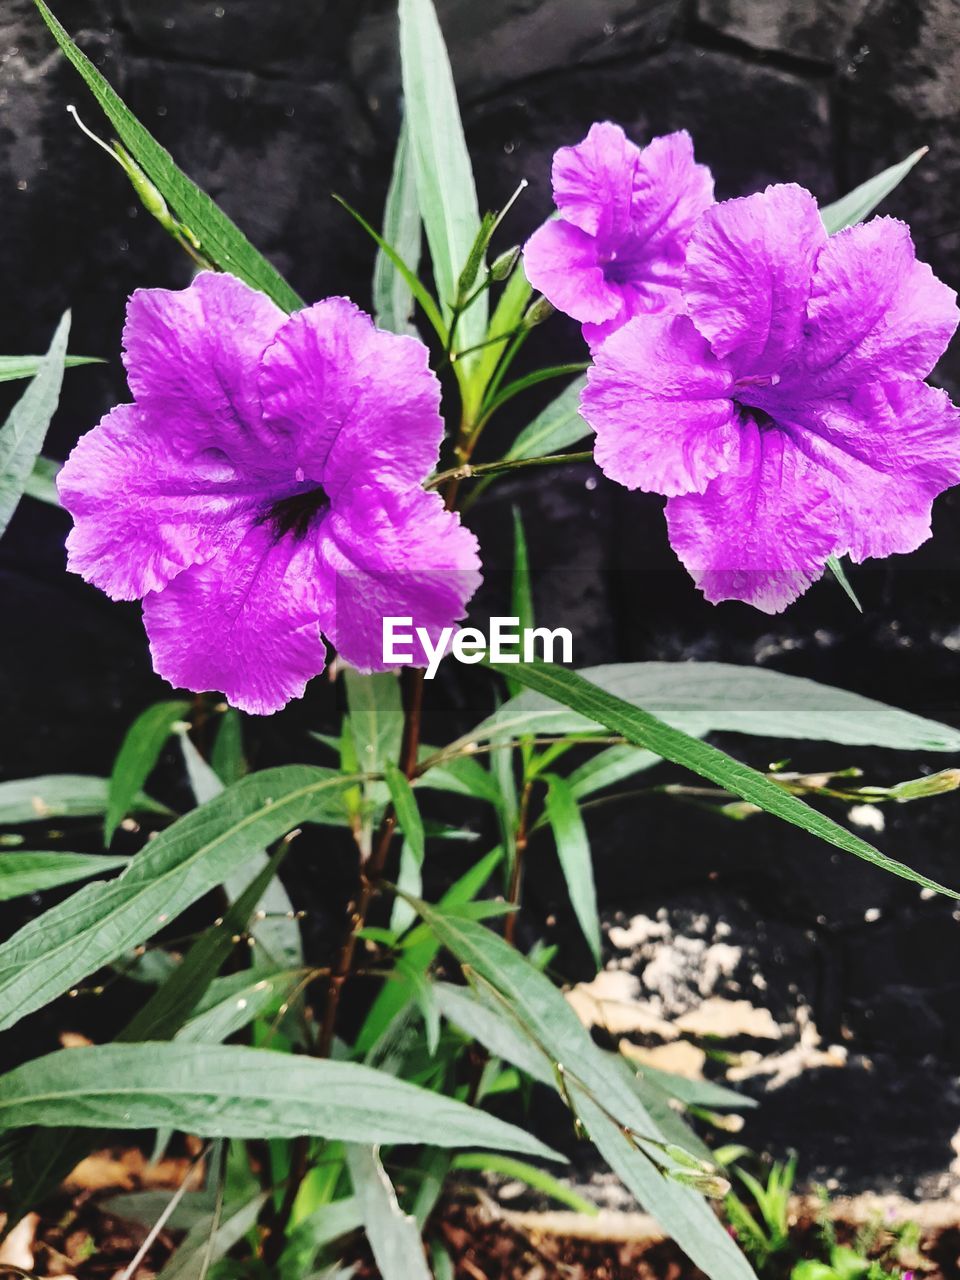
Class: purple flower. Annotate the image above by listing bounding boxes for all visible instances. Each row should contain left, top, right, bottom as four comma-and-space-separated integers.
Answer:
581, 184, 960, 612
57, 272, 481, 713
523, 122, 715, 347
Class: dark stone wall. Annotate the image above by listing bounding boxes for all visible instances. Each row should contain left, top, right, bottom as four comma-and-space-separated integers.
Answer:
2, 0, 960, 1187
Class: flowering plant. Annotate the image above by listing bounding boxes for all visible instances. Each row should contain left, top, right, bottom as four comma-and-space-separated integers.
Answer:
0, 1, 958, 1276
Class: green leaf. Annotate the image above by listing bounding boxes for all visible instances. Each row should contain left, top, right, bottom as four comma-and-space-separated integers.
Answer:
415, 904, 754, 1280
452, 1152, 598, 1215
211, 709, 246, 786
0, 1042, 561, 1157
826, 555, 863, 612
354, 845, 504, 1056
505, 374, 590, 462
8, 852, 286, 1218
398, 0, 487, 359
156, 1190, 269, 1280
820, 148, 927, 235
0, 353, 99, 384
386, 765, 425, 866
0, 774, 166, 825
474, 661, 960, 751
346, 1145, 431, 1280
0, 851, 127, 901
0, 766, 353, 1031
488, 662, 959, 896
346, 670, 404, 778
543, 773, 600, 965
34, 1, 302, 312
176, 967, 306, 1045
373, 121, 423, 336
0, 311, 69, 538
22, 455, 61, 506
474, 259, 533, 397
415, 747, 501, 806
279, 1198, 363, 1280
566, 744, 662, 801
106, 700, 192, 843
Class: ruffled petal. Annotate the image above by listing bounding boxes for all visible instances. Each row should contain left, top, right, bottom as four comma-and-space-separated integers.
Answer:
523, 219, 622, 325
802, 217, 959, 388
552, 121, 640, 240
630, 130, 715, 267
665, 424, 839, 613
788, 378, 960, 561
142, 520, 328, 715
317, 486, 482, 672
123, 272, 289, 471
684, 184, 826, 376
259, 298, 444, 496
582, 313, 740, 496
57, 404, 263, 600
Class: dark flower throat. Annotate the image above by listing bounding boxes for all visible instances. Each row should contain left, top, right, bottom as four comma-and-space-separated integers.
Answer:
264, 486, 331, 542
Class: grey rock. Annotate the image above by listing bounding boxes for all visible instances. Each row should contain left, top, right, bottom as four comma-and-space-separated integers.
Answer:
697, 0, 867, 63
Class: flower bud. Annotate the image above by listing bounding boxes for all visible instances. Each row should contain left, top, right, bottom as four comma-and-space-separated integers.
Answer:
522, 295, 555, 328
891, 768, 960, 803
490, 245, 521, 281
668, 1169, 731, 1198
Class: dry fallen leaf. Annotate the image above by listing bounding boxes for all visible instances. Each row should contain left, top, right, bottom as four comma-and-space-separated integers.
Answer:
0, 1211, 39, 1269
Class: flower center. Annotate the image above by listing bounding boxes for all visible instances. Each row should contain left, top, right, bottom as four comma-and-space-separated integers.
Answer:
264, 485, 331, 542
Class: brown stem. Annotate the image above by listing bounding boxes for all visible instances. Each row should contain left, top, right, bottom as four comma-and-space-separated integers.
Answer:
503, 780, 533, 948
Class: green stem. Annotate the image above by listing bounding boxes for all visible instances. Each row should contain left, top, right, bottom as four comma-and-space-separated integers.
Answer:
426, 450, 593, 491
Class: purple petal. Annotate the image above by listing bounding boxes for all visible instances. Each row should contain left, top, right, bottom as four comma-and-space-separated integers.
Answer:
665, 424, 839, 612
582, 313, 740, 496
260, 298, 444, 495
790, 378, 960, 561
552, 121, 640, 240
123, 272, 289, 471
318, 486, 482, 672
57, 404, 262, 601
142, 519, 329, 715
630, 130, 715, 269
684, 184, 826, 376
802, 217, 959, 387
523, 220, 622, 325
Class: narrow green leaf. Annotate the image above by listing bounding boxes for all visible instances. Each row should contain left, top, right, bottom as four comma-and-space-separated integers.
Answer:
474, 661, 960, 752
22, 455, 61, 506
0, 1043, 561, 1158
374, 120, 423, 336
0, 311, 69, 538
484, 363, 589, 419
34, 1, 302, 311
346, 670, 404, 778
279, 1198, 363, 1279
0, 774, 166, 824
354, 845, 504, 1056
543, 773, 601, 964
452, 1152, 598, 1215
415, 747, 501, 805
0, 766, 353, 1031
826, 554, 863, 612
398, 0, 487, 358
211, 709, 246, 786
820, 148, 927, 235
334, 195, 446, 342
346, 1145, 431, 1280
505, 374, 590, 462
0, 851, 127, 901
415, 904, 754, 1280
475, 258, 533, 396
156, 1190, 268, 1280
490, 662, 960, 896
566, 744, 661, 801
386, 765, 425, 866
0, 353, 99, 383
176, 967, 306, 1045
106, 699, 191, 843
